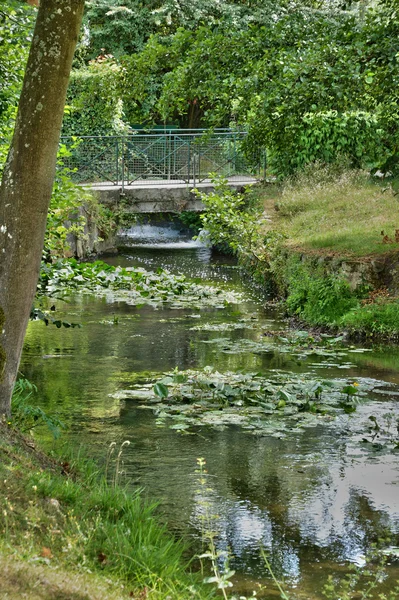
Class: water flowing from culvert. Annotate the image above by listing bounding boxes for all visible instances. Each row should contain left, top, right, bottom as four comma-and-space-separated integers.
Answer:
21, 222, 399, 599
117, 221, 211, 251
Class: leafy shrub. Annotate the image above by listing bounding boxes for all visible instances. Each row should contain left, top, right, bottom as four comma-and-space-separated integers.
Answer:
178, 210, 203, 234
11, 378, 65, 439
44, 143, 117, 260
277, 255, 360, 325
341, 299, 399, 336
267, 111, 386, 177
195, 177, 267, 258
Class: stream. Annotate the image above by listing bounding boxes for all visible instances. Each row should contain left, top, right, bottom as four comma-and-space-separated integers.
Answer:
21, 222, 399, 599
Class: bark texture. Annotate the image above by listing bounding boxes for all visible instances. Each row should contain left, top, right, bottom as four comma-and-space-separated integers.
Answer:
0, 0, 85, 415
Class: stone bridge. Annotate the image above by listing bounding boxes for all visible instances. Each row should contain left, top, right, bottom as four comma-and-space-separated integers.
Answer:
87, 176, 258, 213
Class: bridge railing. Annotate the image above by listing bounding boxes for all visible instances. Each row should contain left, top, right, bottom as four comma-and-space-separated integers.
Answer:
59, 129, 265, 187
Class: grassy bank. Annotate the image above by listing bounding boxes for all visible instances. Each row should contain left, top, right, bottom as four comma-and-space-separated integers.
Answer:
0, 420, 211, 600
259, 167, 399, 336
260, 166, 399, 257
196, 169, 399, 337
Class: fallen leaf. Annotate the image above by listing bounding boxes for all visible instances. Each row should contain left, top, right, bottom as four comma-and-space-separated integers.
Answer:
40, 547, 52, 559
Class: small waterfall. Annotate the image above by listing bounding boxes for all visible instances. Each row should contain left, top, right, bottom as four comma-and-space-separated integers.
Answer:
117, 221, 209, 250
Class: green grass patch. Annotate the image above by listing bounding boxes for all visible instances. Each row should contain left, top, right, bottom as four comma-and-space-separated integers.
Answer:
261, 166, 399, 257
341, 299, 399, 336
0, 423, 212, 600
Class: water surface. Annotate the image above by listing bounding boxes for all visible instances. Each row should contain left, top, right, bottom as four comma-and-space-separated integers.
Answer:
21, 227, 399, 598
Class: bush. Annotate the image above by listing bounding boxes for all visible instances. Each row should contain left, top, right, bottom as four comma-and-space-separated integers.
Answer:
341, 300, 399, 336
281, 256, 359, 325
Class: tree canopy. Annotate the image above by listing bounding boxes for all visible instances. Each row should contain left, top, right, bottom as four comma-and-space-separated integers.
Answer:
2, 0, 399, 177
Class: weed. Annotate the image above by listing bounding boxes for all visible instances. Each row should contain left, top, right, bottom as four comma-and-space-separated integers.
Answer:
341, 300, 399, 337
195, 458, 235, 599
194, 176, 269, 260
280, 256, 359, 325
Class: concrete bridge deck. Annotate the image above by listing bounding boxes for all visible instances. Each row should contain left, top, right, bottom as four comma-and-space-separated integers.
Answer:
87, 176, 258, 213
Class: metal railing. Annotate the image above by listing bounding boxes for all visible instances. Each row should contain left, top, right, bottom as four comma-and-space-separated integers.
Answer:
59, 129, 265, 187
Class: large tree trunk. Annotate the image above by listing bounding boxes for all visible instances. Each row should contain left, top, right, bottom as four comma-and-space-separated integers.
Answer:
0, 0, 85, 415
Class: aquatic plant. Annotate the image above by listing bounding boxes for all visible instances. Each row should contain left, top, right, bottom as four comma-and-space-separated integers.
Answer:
110, 366, 383, 437
39, 259, 244, 310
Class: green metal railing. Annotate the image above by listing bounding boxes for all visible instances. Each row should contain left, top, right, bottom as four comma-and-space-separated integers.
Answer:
59, 129, 265, 187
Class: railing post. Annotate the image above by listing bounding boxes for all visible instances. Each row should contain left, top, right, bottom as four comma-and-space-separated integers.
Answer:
121, 136, 125, 195
193, 151, 196, 188
233, 132, 237, 177
187, 140, 191, 184
167, 132, 171, 180
263, 148, 267, 180
116, 137, 119, 186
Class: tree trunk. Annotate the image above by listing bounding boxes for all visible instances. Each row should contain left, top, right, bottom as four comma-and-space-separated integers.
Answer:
0, 0, 85, 415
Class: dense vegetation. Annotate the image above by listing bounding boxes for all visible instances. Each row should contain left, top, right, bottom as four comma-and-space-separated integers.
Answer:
194, 174, 399, 337
2, 0, 399, 332
2, 0, 399, 177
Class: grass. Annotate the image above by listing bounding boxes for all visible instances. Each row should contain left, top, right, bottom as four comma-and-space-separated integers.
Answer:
235, 164, 399, 336
260, 165, 399, 257
0, 419, 213, 600
0, 555, 129, 600
341, 298, 399, 336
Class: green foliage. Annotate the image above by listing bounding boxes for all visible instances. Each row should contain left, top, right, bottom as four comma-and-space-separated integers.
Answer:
120, 34, 184, 125
0, 1, 35, 124
281, 255, 360, 325
178, 211, 204, 234
196, 171, 399, 336
4, 0, 399, 178
271, 110, 385, 176
63, 59, 127, 137
11, 378, 65, 439
30, 304, 82, 330
341, 299, 399, 337
83, 0, 273, 64
195, 177, 267, 258
0, 2, 35, 172
44, 143, 117, 260
83, 0, 153, 59
115, 0, 399, 176
45, 145, 90, 259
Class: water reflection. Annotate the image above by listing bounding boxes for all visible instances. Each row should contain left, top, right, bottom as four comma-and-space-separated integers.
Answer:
20, 240, 399, 598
